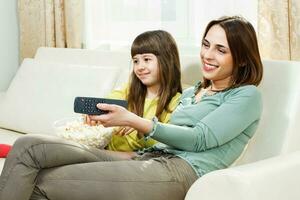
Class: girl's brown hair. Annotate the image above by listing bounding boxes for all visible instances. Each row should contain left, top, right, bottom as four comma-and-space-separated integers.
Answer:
128, 30, 182, 120
202, 16, 263, 89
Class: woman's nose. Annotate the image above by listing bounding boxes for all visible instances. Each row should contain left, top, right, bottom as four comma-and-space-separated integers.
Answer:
202, 48, 214, 60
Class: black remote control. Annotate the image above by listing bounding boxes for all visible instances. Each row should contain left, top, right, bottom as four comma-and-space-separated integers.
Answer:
74, 97, 128, 115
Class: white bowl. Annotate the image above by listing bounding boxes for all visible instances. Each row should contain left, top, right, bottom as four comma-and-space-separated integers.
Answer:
53, 116, 114, 149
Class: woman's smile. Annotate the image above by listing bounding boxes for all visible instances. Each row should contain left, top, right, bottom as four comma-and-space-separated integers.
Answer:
203, 62, 219, 72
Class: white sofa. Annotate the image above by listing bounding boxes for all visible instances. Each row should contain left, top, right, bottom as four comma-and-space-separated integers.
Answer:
0, 47, 300, 200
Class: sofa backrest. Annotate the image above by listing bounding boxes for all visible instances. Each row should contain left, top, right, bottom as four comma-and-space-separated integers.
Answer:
35, 47, 202, 88
236, 60, 300, 165
35, 47, 132, 87
35, 47, 132, 69
180, 55, 202, 87
0, 59, 124, 134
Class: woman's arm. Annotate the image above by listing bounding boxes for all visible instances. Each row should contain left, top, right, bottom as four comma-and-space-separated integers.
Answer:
147, 87, 262, 152
89, 86, 262, 152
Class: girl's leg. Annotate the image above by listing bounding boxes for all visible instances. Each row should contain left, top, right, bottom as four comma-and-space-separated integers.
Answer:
30, 156, 198, 200
0, 134, 127, 200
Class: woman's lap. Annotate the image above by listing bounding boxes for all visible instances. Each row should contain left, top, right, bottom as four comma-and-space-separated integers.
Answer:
0, 135, 125, 199
32, 156, 197, 200
0, 135, 198, 200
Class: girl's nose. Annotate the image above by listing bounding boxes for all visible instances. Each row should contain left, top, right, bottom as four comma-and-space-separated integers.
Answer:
137, 63, 146, 70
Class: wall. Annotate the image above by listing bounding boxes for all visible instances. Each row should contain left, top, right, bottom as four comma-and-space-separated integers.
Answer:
0, 0, 19, 91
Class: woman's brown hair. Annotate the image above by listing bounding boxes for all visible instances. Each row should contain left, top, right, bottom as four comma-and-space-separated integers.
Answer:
128, 30, 182, 120
201, 16, 263, 89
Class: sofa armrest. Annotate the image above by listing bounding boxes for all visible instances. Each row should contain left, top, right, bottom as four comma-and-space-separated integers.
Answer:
0, 91, 5, 103
185, 151, 300, 200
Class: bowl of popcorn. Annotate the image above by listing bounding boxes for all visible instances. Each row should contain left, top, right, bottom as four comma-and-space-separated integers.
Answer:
53, 116, 114, 149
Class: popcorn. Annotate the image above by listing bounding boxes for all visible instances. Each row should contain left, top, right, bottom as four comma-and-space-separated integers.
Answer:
54, 117, 114, 149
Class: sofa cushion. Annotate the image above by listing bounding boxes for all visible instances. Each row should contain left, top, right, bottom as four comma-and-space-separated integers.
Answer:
0, 59, 125, 135
0, 128, 23, 144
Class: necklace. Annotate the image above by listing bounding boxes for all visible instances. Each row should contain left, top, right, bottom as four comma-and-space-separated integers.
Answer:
194, 87, 215, 102
203, 88, 216, 96
204, 85, 228, 96
195, 84, 228, 102
209, 85, 229, 92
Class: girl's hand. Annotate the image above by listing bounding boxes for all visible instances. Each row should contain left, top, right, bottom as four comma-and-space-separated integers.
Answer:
84, 115, 100, 126
113, 126, 135, 136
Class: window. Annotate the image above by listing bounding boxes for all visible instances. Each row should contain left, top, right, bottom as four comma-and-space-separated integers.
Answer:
84, 0, 257, 55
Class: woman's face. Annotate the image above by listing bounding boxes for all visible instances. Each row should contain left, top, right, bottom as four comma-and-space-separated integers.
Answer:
132, 53, 160, 88
200, 25, 234, 87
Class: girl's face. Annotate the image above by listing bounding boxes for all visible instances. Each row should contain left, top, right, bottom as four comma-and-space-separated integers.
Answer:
132, 53, 160, 88
200, 25, 234, 88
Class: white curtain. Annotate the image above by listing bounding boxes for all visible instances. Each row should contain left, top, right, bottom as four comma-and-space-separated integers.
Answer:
18, 0, 84, 60
258, 0, 300, 60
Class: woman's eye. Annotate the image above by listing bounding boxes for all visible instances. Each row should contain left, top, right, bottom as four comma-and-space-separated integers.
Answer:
218, 49, 226, 54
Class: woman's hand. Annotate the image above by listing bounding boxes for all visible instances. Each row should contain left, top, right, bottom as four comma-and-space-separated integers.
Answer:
88, 103, 154, 136
88, 104, 134, 127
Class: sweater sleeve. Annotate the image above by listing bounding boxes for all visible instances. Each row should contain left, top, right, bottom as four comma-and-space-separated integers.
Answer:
143, 92, 181, 148
149, 86, 262, 152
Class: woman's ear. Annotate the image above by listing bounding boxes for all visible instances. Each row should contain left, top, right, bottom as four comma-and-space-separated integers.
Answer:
239, 62, 247, 67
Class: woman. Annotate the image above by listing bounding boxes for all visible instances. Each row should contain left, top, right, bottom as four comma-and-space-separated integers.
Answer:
0, 16, 263, 200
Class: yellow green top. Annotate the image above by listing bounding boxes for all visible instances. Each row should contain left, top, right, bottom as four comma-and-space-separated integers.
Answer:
106, 84, 181, 151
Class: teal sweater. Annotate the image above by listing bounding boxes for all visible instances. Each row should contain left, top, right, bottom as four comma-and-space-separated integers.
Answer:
146, 83, 262, 176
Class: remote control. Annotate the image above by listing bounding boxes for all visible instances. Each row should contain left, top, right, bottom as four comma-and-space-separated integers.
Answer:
74, 97, 128, 115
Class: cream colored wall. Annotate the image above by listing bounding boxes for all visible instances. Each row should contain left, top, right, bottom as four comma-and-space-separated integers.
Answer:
0, 0, 19, 91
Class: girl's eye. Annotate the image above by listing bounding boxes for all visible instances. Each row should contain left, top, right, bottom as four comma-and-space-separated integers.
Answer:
144, 58, 151, 62
133, 60, 138, 64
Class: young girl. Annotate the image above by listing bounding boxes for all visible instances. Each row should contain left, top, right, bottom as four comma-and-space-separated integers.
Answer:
102, 30, 182, 151
0, 16, 263, 200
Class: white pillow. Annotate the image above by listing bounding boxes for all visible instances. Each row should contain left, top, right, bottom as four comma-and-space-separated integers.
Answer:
0, 59, 124, 135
